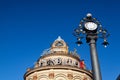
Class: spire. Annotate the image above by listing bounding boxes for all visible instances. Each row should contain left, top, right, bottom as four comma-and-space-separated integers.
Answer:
55, 36, 64, 41
57, 36, 62, 40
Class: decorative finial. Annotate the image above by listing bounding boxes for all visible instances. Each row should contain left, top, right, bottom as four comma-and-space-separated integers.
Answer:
86, 13, 92, 17
56, 36, 63, 41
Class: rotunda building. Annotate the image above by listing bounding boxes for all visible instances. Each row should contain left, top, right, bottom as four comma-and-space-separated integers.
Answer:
24, 36, 93, 80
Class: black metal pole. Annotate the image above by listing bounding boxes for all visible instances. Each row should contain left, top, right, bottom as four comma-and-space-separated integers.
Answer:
89, 38, 102, 80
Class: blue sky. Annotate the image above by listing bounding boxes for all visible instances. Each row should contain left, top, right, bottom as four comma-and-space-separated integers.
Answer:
0, 0, 120, 80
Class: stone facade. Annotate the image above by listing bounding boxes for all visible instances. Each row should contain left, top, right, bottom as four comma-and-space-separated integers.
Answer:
24, 36, 93, 80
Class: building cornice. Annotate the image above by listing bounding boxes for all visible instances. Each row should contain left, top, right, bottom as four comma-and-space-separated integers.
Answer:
24, 65, 92, 80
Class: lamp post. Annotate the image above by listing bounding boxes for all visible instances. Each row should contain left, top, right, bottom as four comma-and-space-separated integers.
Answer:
73, 13, 110, 80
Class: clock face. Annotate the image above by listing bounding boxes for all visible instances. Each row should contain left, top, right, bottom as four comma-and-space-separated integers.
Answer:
84, 22, 97, 30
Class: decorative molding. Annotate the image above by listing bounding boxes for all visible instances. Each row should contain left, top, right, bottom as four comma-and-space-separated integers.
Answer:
67, 73, 73, 79
33, 75, 37, 80
24, 65, 93, 79
49, 73, 54, 79
54, 74, 67, 80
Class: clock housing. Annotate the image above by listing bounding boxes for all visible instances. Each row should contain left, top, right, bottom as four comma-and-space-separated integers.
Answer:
84, 22, 97, 31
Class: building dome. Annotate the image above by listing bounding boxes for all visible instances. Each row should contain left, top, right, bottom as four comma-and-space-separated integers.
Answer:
24, 36, 93, 80
50, 36, 68, 54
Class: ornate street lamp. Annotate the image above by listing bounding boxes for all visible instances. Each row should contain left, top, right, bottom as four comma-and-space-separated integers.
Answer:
73, 13, 110, 80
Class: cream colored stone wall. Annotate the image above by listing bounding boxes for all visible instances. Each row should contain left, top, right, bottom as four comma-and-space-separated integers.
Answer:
26, 69, 92, 80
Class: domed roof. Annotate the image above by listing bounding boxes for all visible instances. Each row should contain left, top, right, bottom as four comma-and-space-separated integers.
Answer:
39, 36, 80, 58
50, 36, 68, 54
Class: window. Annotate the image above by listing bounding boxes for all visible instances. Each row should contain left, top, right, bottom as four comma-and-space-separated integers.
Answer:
55, 42, 63, 46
